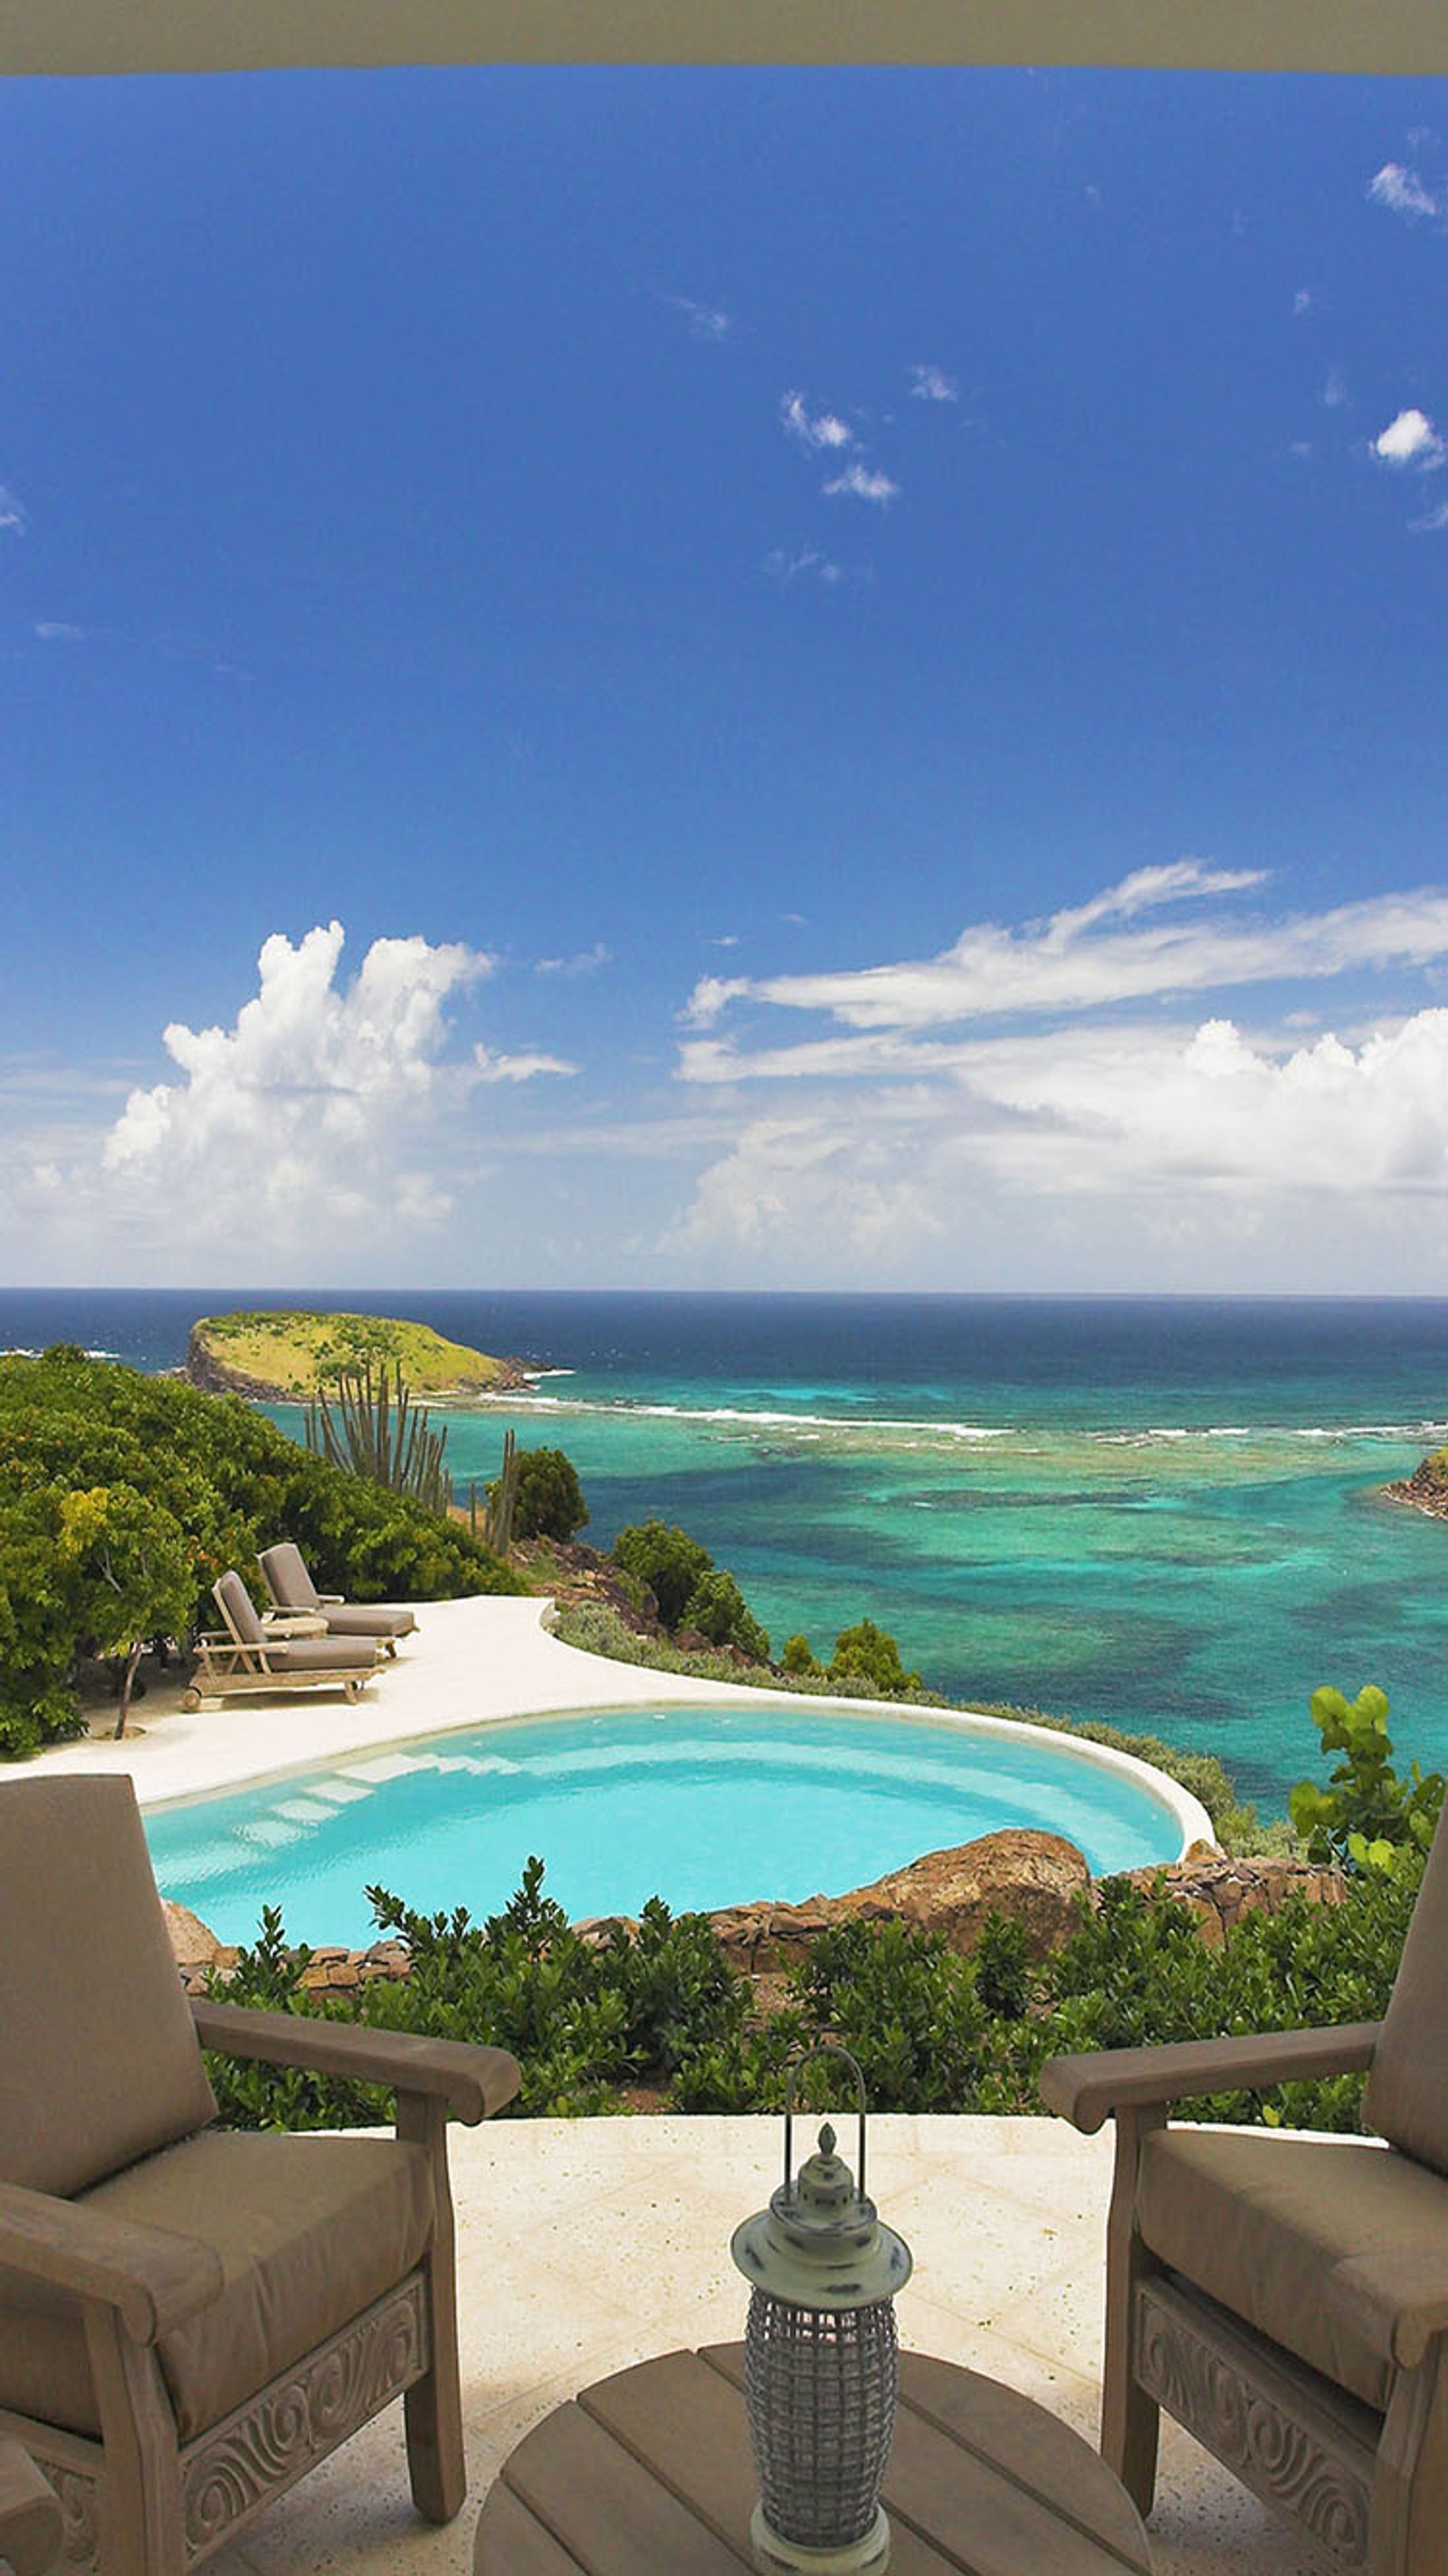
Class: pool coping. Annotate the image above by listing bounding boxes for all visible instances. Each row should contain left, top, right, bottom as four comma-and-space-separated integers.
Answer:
6, 1593, 1217, 1857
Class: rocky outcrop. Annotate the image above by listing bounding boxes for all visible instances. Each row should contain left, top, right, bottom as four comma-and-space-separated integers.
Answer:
1385, 1452, 1448, 1520
1114, 1849, 1348, 1950
706, 1829, 1092, 1970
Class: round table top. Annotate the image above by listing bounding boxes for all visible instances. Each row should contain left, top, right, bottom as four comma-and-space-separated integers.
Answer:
474, 2341, 1153, 2574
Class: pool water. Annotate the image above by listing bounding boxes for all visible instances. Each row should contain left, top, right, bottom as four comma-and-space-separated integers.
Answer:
144, 1702, 1186, 1948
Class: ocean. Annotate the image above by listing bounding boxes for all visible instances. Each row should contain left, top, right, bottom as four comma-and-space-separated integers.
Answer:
5, 1287, 1448, 1812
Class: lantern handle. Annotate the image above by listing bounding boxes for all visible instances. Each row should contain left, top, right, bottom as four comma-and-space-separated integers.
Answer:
782, 2044, 870, 2201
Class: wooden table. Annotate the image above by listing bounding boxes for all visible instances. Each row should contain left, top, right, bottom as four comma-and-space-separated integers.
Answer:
473, 2342, 1153, 2574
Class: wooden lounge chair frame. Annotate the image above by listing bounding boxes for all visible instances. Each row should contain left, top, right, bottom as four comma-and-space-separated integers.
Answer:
0, 2438, 63, 2575
181, 1575, 384, 1711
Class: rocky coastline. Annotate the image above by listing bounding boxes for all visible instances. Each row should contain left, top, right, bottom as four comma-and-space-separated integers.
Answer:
1383, 1449, 1448, 1520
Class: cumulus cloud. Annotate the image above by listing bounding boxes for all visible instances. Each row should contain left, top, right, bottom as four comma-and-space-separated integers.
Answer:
1368, 163, 1442, 220
1374, 408, 1447, 470
780, 391, 853, 452
536, 942, 612, 978
100, 921, 573, 1258
824, 463, 899, 504
909, 363, 957, 401
674, 1008, 1448, 1276
0, 485, 26, 535
1323, 367, 1348, 410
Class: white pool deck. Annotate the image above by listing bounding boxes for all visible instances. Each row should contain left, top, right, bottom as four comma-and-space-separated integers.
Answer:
9, 1600, 1298, 2571
19, 1591, 1218, 1852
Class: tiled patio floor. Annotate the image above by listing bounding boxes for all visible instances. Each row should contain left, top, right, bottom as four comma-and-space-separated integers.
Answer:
212, 2114, 1328, 2575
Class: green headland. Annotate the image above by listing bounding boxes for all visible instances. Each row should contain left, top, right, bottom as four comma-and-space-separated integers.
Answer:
185, 1310, 532, 1402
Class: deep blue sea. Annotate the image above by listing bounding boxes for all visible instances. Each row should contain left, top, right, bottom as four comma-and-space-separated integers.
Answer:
6, 1287, 1448, 1812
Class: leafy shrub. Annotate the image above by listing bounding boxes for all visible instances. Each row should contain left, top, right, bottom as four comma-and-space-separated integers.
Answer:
828, 1618, 920, 1698
681, 1566, 770, 1661
0, 1350, 524, 1750
1290, 1683, 1445, 1875
512, 1447, 590, 1543
610, 1519, 713, 1627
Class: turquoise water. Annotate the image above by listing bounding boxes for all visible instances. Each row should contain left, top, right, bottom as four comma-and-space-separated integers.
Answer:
143, 1702, 1186, 1947
7, 1290, 1448, 1808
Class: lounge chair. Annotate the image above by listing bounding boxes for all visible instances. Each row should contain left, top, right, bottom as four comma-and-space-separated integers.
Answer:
1041, 1806, 1448, 2574
0, 1775, 519, 2574
181, 1571, 385, 1710
257, 1541, 417, 1653
0, 2439, 62, 2575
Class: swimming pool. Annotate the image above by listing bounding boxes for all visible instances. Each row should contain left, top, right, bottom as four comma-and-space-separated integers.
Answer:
144, 1700, 1195, 1947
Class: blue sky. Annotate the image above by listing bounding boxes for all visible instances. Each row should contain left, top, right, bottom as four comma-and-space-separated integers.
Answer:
4, 66, 1447, 1289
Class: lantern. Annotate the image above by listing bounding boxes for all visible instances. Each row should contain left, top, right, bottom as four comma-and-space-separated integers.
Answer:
730, 2046, 912, 2576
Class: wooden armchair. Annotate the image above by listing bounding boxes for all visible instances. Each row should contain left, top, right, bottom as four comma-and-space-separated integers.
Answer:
1041, 1809, 1448, 2575
0, 1777, 519, 2574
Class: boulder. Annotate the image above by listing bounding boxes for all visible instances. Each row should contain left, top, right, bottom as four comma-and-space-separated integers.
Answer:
1114, 1851, 1348, 1951
162, 1899, 229, 1973
707, 1827, 1091, 1969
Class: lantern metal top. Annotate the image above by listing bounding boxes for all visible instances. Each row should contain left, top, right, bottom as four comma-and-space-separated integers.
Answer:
730, 2046, 913, 2313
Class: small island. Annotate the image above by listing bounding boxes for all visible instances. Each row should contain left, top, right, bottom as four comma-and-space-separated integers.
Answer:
1385, 1446, 1448, 1521
185, 1311, 534, 1403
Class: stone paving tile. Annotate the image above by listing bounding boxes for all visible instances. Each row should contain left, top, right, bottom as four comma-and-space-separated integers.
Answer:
210, 2114, 1316, 2574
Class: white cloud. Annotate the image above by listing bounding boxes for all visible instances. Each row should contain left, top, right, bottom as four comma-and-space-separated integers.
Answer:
824, 463, 899, 504
34, 621, 87, 642
1368, 163, 1442, 221
1374, 408, 1447, 470
536, 942, 612, 977
780, 391, 853, 452
662, 293, 733, 340
683, 863, 1448, 1039
910, 363, 957, 402
763, 548, 845, 587
1293, 288, 1313, 315
673, 1007, 1448, 1280
94, 921, 576, 1266
1413, 498, 1448, 533
0, 485, 26, 535
472, 1045, 577, 1082
1323, 367, 1348, 410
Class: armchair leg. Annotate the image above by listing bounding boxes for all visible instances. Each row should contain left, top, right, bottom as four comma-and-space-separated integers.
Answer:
397, 2094, 467, 2524
1374, 2342, 1448, 2576
1100, 2107, 1164, 2516
82, 2305, 186, 2576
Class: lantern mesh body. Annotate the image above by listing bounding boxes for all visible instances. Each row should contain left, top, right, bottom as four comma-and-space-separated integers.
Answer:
743, 2287, 900, 2549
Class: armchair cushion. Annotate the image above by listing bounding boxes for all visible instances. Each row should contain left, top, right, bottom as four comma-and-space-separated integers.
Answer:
259, 1544, 416, 1642
0, 2131, 433, 2443
1136, 2127, 1448, 2412
0, 1779, 216, 2198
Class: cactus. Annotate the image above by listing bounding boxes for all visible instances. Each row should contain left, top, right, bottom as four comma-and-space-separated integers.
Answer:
482, 1429, 519, 1557
305, 1357, 452, 1515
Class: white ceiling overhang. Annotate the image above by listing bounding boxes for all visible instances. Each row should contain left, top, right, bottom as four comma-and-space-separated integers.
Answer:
2, 0, 1446, 78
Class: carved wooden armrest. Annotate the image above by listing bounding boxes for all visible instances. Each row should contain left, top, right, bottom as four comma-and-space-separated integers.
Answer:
1327, 2239, 1448, 2372
0, 2180, 224, 2346
190, 1999, 521, 2123
1039, 2023, 1382, 2133
0, 2435, 64, 2576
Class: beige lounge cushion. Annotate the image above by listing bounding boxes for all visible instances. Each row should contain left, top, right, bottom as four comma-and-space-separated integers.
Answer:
1364, 1809, 1448, 2174
1137, 2126, 1448, 2411
0, 1779, 216, 2197
311, 1602, 417, 1641
260, 1544, 416, 1639
262, 1636, 381, 1673
0, 2131, 433, 2443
